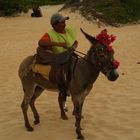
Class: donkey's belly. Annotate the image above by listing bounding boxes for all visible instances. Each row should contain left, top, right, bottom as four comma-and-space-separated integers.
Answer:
33, 73, 58, 92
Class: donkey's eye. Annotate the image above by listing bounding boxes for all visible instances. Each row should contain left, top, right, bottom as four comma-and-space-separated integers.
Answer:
94, 47, 104, 52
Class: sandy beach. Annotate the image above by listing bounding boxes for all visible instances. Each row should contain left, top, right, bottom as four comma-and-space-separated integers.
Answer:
0, 5, 140, 140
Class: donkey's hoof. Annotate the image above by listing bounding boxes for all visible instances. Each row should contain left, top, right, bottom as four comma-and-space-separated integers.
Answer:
34, 119, 40, 125
27, 126, 34, 131
77, 135, 84, 140
61, 115, 68, 120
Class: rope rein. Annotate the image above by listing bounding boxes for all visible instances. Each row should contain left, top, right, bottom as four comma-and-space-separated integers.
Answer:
74, 50, 94, 66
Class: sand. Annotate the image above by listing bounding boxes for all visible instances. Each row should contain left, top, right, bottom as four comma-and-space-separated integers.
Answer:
0, 5, 140, 140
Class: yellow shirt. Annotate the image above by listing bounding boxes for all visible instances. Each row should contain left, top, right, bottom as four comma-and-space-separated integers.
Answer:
48, 27, 76, 54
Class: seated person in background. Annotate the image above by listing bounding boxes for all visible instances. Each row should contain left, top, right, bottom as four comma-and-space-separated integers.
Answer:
31, 5, 42, 17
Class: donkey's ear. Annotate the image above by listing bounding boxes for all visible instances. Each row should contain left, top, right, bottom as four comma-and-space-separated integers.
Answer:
80, 28, 97, 44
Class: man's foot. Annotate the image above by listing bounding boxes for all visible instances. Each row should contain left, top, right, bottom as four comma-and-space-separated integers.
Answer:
63, 102, 68, 112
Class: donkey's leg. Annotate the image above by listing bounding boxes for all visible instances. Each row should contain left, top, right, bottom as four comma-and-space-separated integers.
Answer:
30, 86, 44, 125
73, 102, 84, 118
57, 77, 68, 120
21, 93, 34, 131
58, 92, 68, 120
73, 100, 84, 140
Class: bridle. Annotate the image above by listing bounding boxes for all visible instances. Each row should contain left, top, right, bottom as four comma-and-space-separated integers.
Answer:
73, 28, 119, 74
74, 49, 114, 75
74, 50, 94, 66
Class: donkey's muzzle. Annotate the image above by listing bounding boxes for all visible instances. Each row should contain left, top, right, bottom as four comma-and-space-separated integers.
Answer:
107, 69, 119, 81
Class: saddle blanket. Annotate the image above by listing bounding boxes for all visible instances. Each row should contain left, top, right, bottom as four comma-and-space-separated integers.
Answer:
32, 64, 51, 80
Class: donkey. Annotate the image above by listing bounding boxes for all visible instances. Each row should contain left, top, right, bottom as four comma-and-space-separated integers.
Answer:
18, 28, 119, 140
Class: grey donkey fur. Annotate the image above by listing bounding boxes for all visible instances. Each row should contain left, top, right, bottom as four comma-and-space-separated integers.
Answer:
18, 28, 119, 140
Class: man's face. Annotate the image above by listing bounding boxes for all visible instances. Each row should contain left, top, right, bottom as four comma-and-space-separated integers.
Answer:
54, 21, 66, 33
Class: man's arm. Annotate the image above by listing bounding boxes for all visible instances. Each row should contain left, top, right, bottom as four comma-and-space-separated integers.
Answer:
38, 39, 67, 49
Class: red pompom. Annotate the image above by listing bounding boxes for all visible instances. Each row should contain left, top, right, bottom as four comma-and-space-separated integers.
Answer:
113, 60, 120, 69
107, 46, 114, 53
96, 29, 116, 48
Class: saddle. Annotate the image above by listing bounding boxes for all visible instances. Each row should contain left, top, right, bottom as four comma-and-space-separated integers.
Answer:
36, 47, 72, 65
32, 49, 73, 85
32, 62, 70, 83
32, 63, 51, 80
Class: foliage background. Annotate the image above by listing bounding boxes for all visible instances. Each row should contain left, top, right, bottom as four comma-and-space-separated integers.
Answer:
0, 0, 140, 25
0, 0, 66, 16
64, 0, 140, 25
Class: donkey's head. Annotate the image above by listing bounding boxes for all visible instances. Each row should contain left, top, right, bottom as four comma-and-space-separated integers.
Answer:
81, 28, 119, 81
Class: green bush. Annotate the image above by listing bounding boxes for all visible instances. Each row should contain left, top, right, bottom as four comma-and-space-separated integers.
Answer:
82, 0, 140, 24
0, 0, 67, 16
91, 0, 140, 24
0, 0, 30, 16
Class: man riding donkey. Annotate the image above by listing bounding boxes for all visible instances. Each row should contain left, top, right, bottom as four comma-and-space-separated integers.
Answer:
34, 13, 78, 111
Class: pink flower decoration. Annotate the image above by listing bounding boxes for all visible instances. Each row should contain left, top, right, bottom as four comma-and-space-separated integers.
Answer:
96, 30, 120, 69
113, 60, 120, 69
96, 29, 116, 48
110, 34, 116, 42
107, 46, 114, 53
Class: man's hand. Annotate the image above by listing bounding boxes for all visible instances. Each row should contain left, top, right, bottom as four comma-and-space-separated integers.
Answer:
72, 40, 78, 50
57, 42, 67, 48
